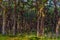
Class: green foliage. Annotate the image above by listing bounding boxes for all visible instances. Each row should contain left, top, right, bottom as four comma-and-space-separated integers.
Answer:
42, 0, 47, 3
29, 37, 40, 40
0, 34, 60, 40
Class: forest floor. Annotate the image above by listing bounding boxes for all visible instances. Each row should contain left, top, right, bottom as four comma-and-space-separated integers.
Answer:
0, 34, 60, 40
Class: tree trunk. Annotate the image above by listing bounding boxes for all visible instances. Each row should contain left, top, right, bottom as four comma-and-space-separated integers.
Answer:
56, 18, 60, 36
12, 14, 16, 35
17, 0, 21, 34
0, 2, 6, 35
37, 4, 45, 36
12, 0, 16, 35
17, 13, 20, 34
37, 16, 40, 37
2, 9, 6, 35
53, 0, 59, 36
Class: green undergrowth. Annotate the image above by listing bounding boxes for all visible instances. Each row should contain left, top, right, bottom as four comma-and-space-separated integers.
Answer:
0, 34, 60, 40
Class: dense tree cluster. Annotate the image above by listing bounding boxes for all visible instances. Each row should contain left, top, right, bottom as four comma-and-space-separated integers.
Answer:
0, 0, 60, 37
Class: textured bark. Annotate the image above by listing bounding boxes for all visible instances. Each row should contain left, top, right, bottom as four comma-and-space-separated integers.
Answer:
12, 0, 17, 35
37, 16, 40, 37
56, 18, 60, 36
0, 4, 6, 35
36, 0, 46, 36
17, 0, 20, 34
2, 8, 6, 35
53, 0, 59, 36
17, 15, 19, 32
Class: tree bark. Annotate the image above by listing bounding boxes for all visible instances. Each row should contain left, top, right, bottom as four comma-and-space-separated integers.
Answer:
12, 0, 17, 35
2, 8, 6, 35
56, 18, 60, 36
53, 0, 59, 36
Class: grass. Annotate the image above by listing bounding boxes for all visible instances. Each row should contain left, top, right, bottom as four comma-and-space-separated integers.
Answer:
0, 34, 60, 40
